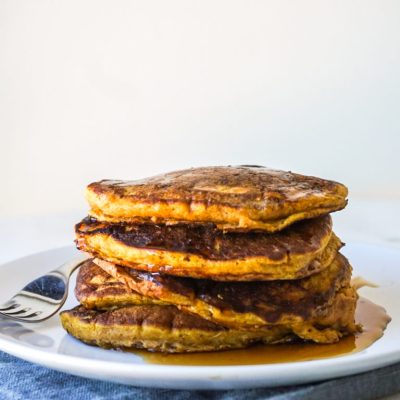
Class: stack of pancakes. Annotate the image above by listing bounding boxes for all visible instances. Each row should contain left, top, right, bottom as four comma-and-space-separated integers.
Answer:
61, 166, 358, 353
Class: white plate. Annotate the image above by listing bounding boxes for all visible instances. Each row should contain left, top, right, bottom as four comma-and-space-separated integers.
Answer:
0, 243, 399, 390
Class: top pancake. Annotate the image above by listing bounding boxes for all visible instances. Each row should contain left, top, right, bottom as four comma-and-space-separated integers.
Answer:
86, 166, 348, 232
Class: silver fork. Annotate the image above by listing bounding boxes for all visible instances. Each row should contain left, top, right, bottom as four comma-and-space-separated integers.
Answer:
0, 254, 90, 323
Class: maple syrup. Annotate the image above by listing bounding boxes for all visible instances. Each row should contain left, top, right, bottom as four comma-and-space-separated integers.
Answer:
136, 297, 390, 366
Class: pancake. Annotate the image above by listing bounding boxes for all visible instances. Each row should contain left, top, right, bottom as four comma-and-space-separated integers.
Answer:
60, 305, 293, 353
86, 166, 348, 232
75, 260, 163, 310
76, 216, 343, 281
61, 286, 357, 352
86, 253, 355, 334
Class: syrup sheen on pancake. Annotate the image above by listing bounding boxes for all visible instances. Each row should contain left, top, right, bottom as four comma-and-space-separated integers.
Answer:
74, 258, 359, 344
60, 166, 371, 355
86, 166, 348, 232
75, 215, 343, 280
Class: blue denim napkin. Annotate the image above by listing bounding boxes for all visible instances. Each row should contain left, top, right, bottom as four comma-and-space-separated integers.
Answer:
1, 351, 400, 400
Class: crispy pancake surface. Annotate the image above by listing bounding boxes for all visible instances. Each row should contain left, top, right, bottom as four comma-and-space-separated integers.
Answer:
68, 255, 358, 350
60, 305, 293, 353
61, 288, 357, 352
86, 166, 348, 232
75, 260, 163, 310
76, 216, 343, 280
89, 253, 355, 332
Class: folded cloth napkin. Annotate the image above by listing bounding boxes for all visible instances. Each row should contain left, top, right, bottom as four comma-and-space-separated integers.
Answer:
1, 351, 399, 400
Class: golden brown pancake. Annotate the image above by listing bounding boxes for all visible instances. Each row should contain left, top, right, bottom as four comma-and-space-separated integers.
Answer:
75, 260, 163, 310
60, 305, 293, 353
61, 286, 358, 352
86, 166, 348, 232
83, 253, 356, 336
67, 256, 358, 350
76, 215, 342, 281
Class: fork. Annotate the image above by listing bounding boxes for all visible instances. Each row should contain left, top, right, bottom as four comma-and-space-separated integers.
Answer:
0, 254, 90, 323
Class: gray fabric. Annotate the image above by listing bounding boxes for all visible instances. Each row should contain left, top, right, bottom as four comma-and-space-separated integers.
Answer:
0, 351, 399, 400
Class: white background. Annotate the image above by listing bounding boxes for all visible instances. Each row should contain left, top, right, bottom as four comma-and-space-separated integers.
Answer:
1, 0, 400, 219
0, 4, 400, 396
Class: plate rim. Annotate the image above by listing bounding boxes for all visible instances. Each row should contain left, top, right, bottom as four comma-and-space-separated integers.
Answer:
1, 331, 400, 388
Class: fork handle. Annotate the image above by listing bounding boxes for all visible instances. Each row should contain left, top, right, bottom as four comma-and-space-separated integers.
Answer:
53, 253, 91, 278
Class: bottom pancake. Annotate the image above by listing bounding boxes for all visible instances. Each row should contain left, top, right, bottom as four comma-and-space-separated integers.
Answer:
60, 305, 293, 353
62, 285, 358, 352
73, 260, 359, 344
63, 256, 359, 352
61, 292, 357, 352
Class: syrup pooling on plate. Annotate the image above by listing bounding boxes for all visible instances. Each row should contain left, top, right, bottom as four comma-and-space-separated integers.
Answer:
134, 297, 390, 366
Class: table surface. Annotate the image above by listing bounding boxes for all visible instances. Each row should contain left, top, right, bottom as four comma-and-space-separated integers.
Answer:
0, 198, 399, 398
